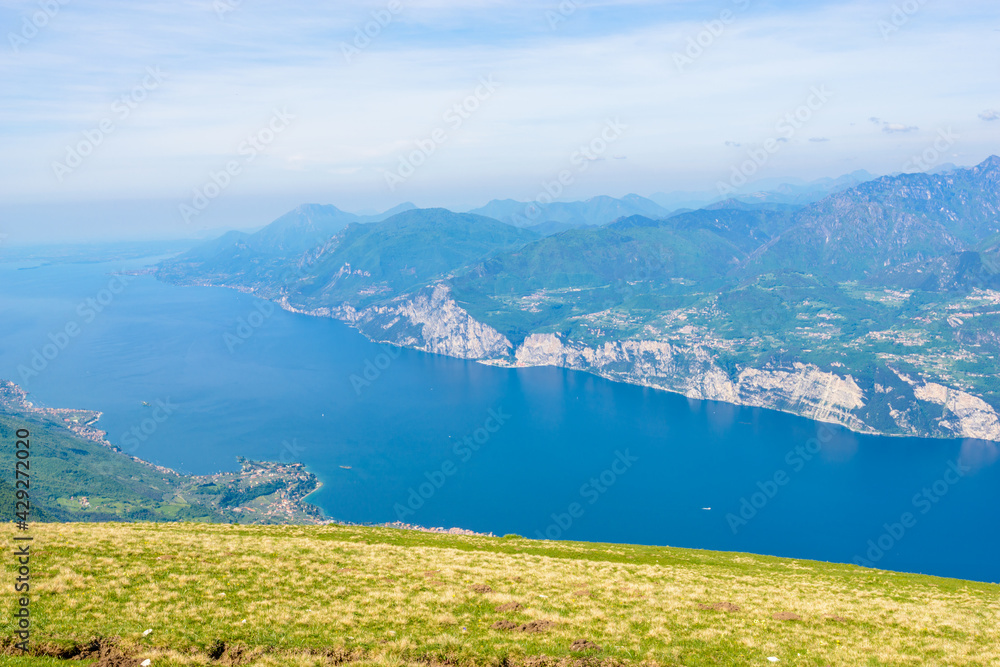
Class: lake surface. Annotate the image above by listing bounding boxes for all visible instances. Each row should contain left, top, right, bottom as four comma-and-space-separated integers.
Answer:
1, 258, 998, 583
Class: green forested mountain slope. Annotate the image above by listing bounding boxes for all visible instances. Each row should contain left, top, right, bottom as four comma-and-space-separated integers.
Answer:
157, 157, 1000, 441
0, 391, 322, 524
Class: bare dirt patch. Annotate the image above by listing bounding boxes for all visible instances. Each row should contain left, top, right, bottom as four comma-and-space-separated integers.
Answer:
570, 640, 603, 652
773, 612, 802, 621
208, 639, 248, 665
81, 638, 139, 667
697, 602, 741, 612
470, 584, 493, 593
519, 620, 557, 633
491, 620, 557, 633
519, 655, 619, 667
17, 638, 139, 666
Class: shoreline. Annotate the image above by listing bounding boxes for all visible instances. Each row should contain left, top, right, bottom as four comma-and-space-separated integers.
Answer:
328, 519, 496, 537
1, 379, 325, 524
263, 289, 996, 445
157, 271, 1000, 444
2, 378, 493, 534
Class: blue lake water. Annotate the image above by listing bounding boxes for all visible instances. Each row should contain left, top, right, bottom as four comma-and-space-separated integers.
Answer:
1, 258, 998, 583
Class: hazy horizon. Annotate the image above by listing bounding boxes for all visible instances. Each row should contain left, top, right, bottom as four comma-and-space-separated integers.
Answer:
0, 156, 993, 246
2, 0, 998, 244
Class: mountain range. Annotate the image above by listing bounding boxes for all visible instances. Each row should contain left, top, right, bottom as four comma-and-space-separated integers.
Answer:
158, 157, 1000, 441
467, 194, 672, 233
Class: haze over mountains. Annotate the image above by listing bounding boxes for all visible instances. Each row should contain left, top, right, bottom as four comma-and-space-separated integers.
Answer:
159, 158, 1000, 442
468, 194, 672, 234
197, 167, 888, 249
649, 169, 879, 211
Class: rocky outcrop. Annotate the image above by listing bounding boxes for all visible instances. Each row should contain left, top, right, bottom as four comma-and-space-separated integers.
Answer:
279, 294, 998, 441
736, 365, 867, 430
512, 333, 871, 432
911, 382, 1000, 441
514, 333, 740, 402
326, 285, 512, 359
881, 370, 1000, 441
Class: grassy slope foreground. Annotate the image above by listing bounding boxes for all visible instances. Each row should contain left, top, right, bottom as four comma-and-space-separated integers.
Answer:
2, 523, 998, 667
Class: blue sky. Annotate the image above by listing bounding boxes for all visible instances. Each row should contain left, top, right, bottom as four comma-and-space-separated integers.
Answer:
0, 0, 998, 243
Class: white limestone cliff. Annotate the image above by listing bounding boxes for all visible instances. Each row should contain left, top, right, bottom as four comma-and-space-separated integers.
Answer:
325, 285, 512, 359
279, 290, 999, 441
513, 333, 870, 432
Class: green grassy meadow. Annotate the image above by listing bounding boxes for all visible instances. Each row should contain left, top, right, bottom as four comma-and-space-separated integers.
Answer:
2, 522, 998, 666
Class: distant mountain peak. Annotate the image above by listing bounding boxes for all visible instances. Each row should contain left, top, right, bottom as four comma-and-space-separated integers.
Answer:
376, 202, 418, 217
293, 203, 347, 214
607, 214, 661, 229
975, 154, 1000, 173
467, 195, 668, 228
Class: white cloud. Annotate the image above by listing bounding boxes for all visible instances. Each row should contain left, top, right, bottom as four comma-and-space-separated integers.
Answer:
0, 0, 998, 239
882, 123, 919, 134
868, 117, 919, 134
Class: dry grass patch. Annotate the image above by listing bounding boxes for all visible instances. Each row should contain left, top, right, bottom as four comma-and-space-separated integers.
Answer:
1, 523, 998, 666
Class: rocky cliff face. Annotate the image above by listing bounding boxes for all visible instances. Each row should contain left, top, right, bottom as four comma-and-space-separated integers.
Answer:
299, 293, 1000, 441
157, 158, 1000, 444
512, 333, 1000, 439
511, 333, 874, 433
905, 375, 1000, 441
285, 284, 512, 360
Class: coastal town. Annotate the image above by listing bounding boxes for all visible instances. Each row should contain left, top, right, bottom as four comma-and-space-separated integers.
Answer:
2, 378, 499, 532
0, 379, 111, 445
1, 378, 324, 524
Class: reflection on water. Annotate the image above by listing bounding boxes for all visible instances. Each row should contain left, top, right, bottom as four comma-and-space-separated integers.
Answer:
960, 438, 1000, 472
